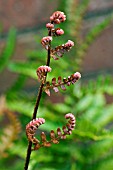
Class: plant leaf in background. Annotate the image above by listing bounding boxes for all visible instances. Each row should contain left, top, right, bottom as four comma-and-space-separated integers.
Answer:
0, 28, 16, 72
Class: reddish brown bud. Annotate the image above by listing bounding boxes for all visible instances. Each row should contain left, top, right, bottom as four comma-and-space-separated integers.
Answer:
73, 72, 81, 80
65, 40, 74, 48
65, 113, 76, 133
56, 28, 64, 35
41, 36, 52, 50
36, 65, 52, 81
46, 23, 54, 29
50, 11, 66, 24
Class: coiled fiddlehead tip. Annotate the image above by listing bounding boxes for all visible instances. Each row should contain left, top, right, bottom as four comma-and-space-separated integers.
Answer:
26, 113, 76, 151
36, 65, 52, 82
50, 11, 66, 24
26, 118, 45, 144
41, 36, 52, 50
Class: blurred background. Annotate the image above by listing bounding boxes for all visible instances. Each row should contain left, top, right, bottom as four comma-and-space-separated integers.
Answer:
0, 0, 113, 170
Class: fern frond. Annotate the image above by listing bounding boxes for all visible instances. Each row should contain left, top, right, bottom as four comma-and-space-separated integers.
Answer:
0, 109, 21, 157
82, 75, 113, 95
6, 74, 27, 102
74, 129, 113, 141
26, 49, 46, 60
8, 62, 37, 79
76, 14, 113, 64
87, 139, 113, 162
0, 28, 16, 72
66, 0, 89, 37
92, 155, 113, 170
7, 99, 34, 117
93, 104, 113, 128
44, 72, 81, 96
26, 113, 76, 150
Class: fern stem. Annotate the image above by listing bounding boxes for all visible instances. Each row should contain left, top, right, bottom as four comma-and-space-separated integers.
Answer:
24, 141, 32, 170
32, 83, 44, 119
24, 83, 44, 170
46, 29, 51, 66
24, 29, 52, 170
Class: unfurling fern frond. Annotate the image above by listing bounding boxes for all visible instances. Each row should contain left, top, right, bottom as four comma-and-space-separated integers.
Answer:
36, 64, 81, 96
26, 118, 45, 144
44, 72, 81, 96
51, 40, 74, 60
26, 113, 76, 150
36, 65, 52, 83
0, 109, 21, 157
24, 10, 80, 169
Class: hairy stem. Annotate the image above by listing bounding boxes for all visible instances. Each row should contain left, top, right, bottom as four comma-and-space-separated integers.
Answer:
24, 29, 52, 170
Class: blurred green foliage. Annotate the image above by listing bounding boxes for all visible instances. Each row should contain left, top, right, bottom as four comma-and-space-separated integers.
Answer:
0, 28, 16, 72
0, 0, 113, 170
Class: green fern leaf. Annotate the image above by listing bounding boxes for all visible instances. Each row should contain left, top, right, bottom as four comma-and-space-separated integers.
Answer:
0, 28, 16, 72
77, 14, 113, 60
8, 62, 37, 79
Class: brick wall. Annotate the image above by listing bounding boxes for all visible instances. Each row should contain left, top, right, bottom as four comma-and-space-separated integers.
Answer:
0, 0, 58, 32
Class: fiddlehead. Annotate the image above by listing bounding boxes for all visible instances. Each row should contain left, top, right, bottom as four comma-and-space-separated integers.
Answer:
36, 65, 52, 83
26, 118, 45, 144
51, 40, 74, 60
44, 72, 81, 96
26, 113, 76, 151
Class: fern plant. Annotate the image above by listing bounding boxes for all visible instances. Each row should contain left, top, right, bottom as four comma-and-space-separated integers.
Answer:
1, 0, 113, 170
23, 11, 81, 170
